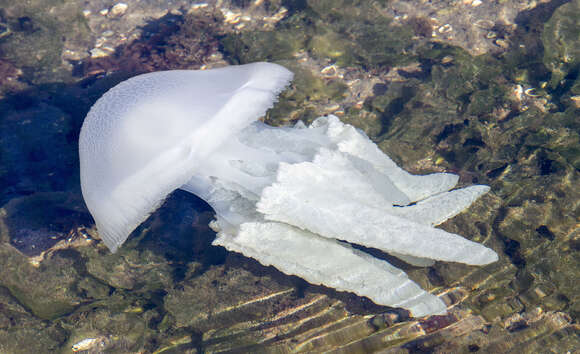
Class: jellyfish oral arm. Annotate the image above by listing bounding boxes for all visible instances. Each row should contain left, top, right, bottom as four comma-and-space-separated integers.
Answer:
181, 116, 497, 317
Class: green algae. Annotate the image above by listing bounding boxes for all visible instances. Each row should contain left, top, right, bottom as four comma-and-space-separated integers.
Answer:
221, 30, 302, 64
308, 16, 414, 68
164, 266, 292, 331
542, 0, 580, 89
309, 31, 356, 66
267, 62, 347, 124
307, 1, 414, 68
0, 194, 90, 320
0, 0, 91, 84
0, 285, 69, 353
222, 0, 414, 68
82, 245, 174, 292
306, 0, 413, 65
0, 243, 81, 320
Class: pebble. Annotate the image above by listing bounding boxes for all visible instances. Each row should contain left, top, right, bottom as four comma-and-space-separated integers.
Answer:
494, 38, 509, 49
191, 3, 209, 10
438, 24, 453, 33
72, 337, 103, 352
221, 9, 242, 24
265, 7, 288, 22
441, 55, 454, 64
90, 48, 110, 58
109, 3, 128, 17
94, 37, 106, 47
321, 65, 338, 77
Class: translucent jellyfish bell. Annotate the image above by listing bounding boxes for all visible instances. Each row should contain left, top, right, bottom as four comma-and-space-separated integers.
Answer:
79, 63, 294, 251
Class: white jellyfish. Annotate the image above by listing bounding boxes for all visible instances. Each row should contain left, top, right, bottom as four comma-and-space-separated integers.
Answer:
79, 62, 498, 317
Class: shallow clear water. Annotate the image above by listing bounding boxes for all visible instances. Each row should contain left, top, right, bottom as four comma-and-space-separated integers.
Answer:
0, 0, 578, 352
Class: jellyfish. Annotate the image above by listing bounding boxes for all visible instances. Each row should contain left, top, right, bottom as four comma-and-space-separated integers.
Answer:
79, 62, 498, 317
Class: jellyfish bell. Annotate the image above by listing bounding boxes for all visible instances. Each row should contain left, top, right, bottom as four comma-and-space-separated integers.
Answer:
79, 63, 294, 251
79, 62, 497, 317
